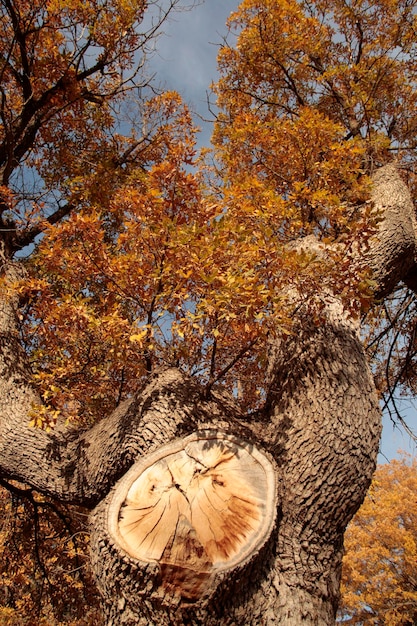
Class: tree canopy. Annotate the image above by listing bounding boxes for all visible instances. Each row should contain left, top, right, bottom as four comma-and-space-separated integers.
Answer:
3, 0, 416, 429
10, 0, 417, 427
212, 0, 417, 424
340, 455, 417, 625
0, 484, 101, 625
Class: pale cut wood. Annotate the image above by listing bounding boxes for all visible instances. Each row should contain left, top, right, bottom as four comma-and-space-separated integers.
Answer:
107, 431, 277, 600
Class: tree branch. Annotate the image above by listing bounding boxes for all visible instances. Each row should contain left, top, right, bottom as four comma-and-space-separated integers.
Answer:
365, 163, 417, 298
11, 202, 76, 252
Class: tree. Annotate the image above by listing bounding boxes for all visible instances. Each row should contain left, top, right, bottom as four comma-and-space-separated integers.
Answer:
0, 0, 417, 624
0, 484, 102, 624
339, 455, 417, 625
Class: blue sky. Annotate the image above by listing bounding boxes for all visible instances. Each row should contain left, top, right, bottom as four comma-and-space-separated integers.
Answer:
146, 0, 417, 463
145, 1, 235, 143
380, 404, 417, 462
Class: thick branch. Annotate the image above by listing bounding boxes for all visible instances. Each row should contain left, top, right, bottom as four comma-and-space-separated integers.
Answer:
366, 163, 417, 298
0, 361, 248, 507
11, 202, 75, 252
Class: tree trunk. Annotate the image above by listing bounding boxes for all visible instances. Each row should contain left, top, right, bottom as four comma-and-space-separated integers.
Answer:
86, 300, 379, 625
0, 164, 416, 625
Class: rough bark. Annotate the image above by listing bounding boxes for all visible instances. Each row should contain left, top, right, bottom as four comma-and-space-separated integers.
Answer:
365, 163, 417, 298
0, 164, 416, 625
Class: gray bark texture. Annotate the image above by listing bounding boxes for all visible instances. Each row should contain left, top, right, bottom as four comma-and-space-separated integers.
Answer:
0, 163, 416, 625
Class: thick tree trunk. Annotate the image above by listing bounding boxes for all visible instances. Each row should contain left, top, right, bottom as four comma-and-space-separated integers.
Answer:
86, 301, 379, 625
0, 164, 416, 625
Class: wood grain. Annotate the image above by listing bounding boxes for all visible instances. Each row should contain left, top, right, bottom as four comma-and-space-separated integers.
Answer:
111, 432, 276, 600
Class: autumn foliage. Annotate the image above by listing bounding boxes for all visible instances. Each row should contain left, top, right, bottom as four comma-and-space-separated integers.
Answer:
215, 0, 417, 181
212, 0, 417, 413
0, 0, 151, 247
340, 455, 417, 625
0, 484, 101, 625
0, 0, 417, 619
10, 0, 417, 426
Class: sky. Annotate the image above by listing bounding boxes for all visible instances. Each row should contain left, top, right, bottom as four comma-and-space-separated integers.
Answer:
145, 0, 417, 463
143, 0, 236, 143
